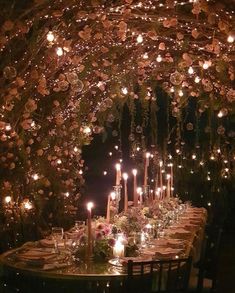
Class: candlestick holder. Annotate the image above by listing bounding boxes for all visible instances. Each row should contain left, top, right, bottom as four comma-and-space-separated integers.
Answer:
142, 185, 150, 203
113, 185, 122, 213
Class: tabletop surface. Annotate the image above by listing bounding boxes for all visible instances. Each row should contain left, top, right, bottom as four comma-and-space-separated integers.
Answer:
0, 207, 207, 280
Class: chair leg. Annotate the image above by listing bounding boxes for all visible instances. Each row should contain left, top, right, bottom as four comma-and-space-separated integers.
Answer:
197, 269, 204, 293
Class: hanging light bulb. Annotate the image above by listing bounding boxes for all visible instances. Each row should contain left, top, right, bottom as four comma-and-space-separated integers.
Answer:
56, 47, 63, 56
47, 31, 55, 42
188, 67, 194, 74
5, 196, 11, 204
227, 35, 234, 43
202, 61, 211, 70
156, 55, 162, 62
32, 173, 39, 180
136, 34, 143, 43
195, 76, 200, 83
178, 90, 183, 97
121, 87, 128, 95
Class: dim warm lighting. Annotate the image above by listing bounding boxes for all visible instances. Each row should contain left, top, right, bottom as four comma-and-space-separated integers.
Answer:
192, 154, 196, 160
47, 31, 55, 42
136, 147, 140, 151
5, 196, 11, 204
74, 147, 78, 152
114, 145, 119, 150
194, 76, 200, 83
109, 152, 112, 156
79, 169, 83, 175
103, 171, 107, 175
199, 161, 204, 166
115, 163, 121, 171
166, 174, 171, 180
56, 47, 63, 56
65, 192, 69, 197
57, 159, 62, 164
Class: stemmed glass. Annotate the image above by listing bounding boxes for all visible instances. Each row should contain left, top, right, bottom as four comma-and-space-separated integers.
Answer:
51, 227, 64, 253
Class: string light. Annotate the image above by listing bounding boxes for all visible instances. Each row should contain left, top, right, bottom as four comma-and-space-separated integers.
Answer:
83, 126, 91, 134
136, 34, 143, 43
194, 76, 200, 83
46, 31, 55, 42
188, 67, 194, 74
5, 196, 11, 204
32, 173, 39, 180
103, 171, 107, 175
156, 55, 162, 62
24, 200, 33, 210
227, 35, 234, 43
56, 47, 63, 56
121, 87, 128, 95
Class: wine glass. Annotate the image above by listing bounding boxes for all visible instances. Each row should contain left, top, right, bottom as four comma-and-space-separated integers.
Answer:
51, 227, 64, 253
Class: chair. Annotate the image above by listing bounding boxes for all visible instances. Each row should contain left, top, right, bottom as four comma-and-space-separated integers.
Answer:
196, 225, 223, 292
126, 256, 192, 293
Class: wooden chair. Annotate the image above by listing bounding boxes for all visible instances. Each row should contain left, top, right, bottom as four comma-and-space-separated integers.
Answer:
126, 256, 192, 293
196, 225, 223, 292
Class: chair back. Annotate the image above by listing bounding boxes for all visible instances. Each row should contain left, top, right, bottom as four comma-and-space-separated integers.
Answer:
126, 256, 192, 293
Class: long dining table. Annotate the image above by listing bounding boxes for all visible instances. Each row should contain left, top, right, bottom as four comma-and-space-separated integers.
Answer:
0, 206, 207, 293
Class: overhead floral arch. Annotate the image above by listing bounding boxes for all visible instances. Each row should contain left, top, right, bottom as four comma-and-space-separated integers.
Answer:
0, 0, 234, 246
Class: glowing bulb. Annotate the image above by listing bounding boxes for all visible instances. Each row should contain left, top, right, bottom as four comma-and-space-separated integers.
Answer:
83, 126, 91, 134
110, 192, 116, 200
199, 161, 204, 166
178, 165, 182, 169
195, 76, 200, 83
217, 111, 223, 118
178, 90, 183, 97
47, 31, 55, 42
192, 154, 196, 160
143, 53, 148, 59
74, 147, 78, 152
202, 61, 211, 70
188, 67, 194, 74
137, 187, 142, 194
156, 55, 162, 62
225, 168, 229, 172
57, 159, 62, 164
109, 152, 112, 156
166, 174, 171, 180
170, 87, 174, 93
123, 173, 128, 180
56, 47, 63, 56
132, 169, 137, 176
103, 171, 107, 175
207, 176, 211, 181
207, 202, 211, 206
210, 155, 215, 161
24, 200, 33, 210
115, 163, 121, 171
79, 169, 83, 175
32, 173, 39, 180
5, 196, 11, 204
136, 147, 140, 151
227, 35, 234, 43
65, 192, 69, 197
5, 124, 11, 131
122, 87, 128, 95
114, 145, 119, 150
146, 152, 151, 158
87, 202, 94, 211
137, 34, 143, 43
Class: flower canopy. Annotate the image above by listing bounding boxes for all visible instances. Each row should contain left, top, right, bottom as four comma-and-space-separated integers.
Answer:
0, 0, 234, 235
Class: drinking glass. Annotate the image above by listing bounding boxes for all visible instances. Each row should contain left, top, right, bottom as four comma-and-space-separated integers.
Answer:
51, 227, 64, 253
